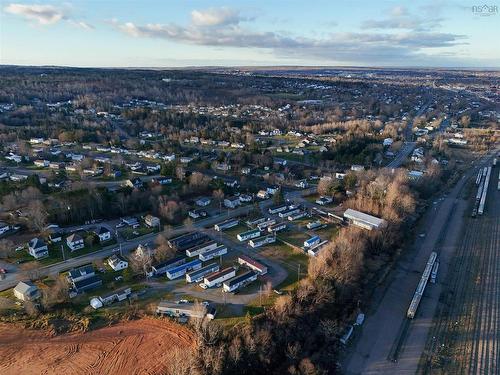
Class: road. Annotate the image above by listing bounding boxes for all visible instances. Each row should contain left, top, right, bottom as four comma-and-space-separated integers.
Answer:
385, 101, 431, 169
420, 159, 500, 374
0, 189, 310, 292
345, 152, 496, 375
386, 142, 416, 169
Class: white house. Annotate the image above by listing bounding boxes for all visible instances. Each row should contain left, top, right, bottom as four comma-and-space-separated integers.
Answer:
28, 237, 49, 259
66, 233, 84, 251
107, 254, 128, 271
144, 214, 160, 228
93, 226, 111, 242
13, 281, 40, 301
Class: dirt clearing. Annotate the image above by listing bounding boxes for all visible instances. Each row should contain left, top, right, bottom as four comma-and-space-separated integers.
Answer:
0, 317, 194, 375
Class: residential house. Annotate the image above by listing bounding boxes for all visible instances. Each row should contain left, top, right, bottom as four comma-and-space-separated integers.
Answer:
241, 167, 251, 175
13, 281, 41, 301
0, 221, 10, 236
28, 238, 49, 259
224, 196, 241, 209
90, 287, 132, 309
156, 301, 207, 319
188, 208, 207, 219
266, 186, 280, 195
152, 177, 172, 185
107, 254, 128, 271
68, 264, 102, 293
125, 177, 143, 189
93, 226, 111, 242
10, 174, 28, 182
48, 231, 62, 243
195, 197, 211, 207
66, 233, 84, 251
144, 214, 160, 228
239, 194, 252, 203
34, 159, 49, 168
257, 190, 270, 199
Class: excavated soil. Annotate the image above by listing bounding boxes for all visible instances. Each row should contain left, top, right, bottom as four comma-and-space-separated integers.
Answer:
0, 317, 194, 375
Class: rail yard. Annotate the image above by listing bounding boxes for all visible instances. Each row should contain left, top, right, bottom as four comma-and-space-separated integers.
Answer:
419, 157, 500, 374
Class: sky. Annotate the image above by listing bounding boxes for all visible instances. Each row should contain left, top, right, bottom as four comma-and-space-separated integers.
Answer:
0, 0, 499, 68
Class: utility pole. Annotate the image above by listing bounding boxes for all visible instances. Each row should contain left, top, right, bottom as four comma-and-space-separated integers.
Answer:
297, 263, 301, 283
61, 244, 65, 261
259, 285, 262, 307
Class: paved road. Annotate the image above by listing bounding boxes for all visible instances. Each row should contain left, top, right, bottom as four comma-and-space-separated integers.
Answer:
345, 152, 496, 375
0, 189, 309, 292
386, 142, 416, 169
385, 101, 431, 169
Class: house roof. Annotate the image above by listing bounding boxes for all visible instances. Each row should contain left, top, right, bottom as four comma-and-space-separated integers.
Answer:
67, 233, 83, 243
14, 281, 37, 294
94, 226, 110, 235
73, 275, 102, 290
343, 208, 386, 228
68, 264, 95, 280
108, 254, 127, 267
29, 237, 46, 249
224, 271, 257, 287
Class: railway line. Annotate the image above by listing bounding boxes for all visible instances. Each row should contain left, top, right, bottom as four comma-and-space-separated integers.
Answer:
419, 160, 500, 374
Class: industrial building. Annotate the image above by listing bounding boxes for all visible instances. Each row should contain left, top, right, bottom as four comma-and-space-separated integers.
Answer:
343, 208, 387, 231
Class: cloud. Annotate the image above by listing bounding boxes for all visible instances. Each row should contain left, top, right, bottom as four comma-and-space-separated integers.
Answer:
109, 6, 467, 66
4, 2, 93, 29
362, 6, 443, 31
190, 7, 245, 27
4, 3, 64, 25
68, 20, 94, 30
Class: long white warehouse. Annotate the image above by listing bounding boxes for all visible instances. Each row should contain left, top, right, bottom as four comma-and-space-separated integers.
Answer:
343, 208, 387, 231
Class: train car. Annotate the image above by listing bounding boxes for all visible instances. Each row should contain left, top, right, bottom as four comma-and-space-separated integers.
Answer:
407, 252, 437, 319
478, 167, 491, 215
430, 261, 439, 284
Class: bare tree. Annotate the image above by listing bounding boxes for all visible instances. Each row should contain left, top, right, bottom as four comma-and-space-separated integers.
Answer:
0, 239, 14, 259
41, 275, 69, 310
154, 233, 176, 262
27, 200, 47, 232
213, 189, 225, 213
130, 247, 153, 278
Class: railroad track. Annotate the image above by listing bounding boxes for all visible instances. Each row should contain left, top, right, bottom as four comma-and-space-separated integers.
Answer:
420, 164, 500, 374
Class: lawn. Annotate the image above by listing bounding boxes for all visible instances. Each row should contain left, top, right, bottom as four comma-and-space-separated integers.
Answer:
61, 238, 117, 259
119, 225, 157, 240
260, 241, 309, 292
220, 223, 247, 239
314, 224, 340, 241
277, 230, 309, 248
